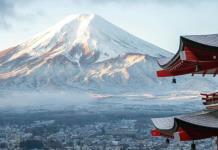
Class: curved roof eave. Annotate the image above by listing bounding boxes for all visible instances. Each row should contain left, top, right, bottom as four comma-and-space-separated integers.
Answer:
157, 37, 183, 69
157, 34, 218, 70
151, 117, 177, 131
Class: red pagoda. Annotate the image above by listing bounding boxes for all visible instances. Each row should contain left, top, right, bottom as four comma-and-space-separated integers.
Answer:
151, 34, 218, 149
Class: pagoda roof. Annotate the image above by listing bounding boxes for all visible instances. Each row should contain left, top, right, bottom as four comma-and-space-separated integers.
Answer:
152, 110, 218, 131
157, 34, 218, 77
151, 110, 218, 141
183, 34, 218, 48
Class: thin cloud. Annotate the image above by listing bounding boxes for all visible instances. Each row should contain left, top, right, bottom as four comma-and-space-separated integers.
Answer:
0, 0, 44, 30
0, 0, 15, 29
70, 0, 218, 8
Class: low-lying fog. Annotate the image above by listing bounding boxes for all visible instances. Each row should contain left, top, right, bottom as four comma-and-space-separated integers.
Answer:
0, 90, 204, 113
0, 91, 96, 110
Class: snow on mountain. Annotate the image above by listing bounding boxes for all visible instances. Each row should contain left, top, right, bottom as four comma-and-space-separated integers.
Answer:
4, 14, 170, 64
0, 13, 216, 94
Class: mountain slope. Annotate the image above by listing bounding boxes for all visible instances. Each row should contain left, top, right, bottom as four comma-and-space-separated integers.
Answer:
0, 14, 170, 67
0, 13, 215, 93
0, 14, 172, 90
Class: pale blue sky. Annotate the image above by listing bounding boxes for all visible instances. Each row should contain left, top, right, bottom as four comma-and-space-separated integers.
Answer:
0, 0, 218, 53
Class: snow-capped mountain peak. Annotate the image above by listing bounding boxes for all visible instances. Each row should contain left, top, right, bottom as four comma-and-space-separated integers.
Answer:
7, 13, 171, 63
0, 14, 175, 91
49, 13, 96, 33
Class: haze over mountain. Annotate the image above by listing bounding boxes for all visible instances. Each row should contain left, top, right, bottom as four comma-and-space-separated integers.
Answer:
0, 14, 216, 93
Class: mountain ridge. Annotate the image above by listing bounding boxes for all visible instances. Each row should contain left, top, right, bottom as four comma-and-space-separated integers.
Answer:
0, 13, 215, 93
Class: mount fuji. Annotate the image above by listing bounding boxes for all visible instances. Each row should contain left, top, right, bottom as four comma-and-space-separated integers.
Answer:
0, 14, 216, 93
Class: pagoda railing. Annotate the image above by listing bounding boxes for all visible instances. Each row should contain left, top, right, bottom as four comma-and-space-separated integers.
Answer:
201, 92, 218, 108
